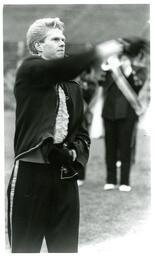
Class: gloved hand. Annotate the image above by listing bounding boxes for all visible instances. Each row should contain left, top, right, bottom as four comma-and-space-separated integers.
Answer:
48, 145, 73, 165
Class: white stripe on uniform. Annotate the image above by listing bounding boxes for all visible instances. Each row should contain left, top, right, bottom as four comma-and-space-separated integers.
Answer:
9, 160, 19, 248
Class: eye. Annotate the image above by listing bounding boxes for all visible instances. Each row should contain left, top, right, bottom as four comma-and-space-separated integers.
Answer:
62, 38, 66, 43
52, 37, 66, 43
53, 37, 60, 42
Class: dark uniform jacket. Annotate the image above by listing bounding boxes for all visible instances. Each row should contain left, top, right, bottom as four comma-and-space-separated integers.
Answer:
14, 48, 98, 178
101, 66, 147, 120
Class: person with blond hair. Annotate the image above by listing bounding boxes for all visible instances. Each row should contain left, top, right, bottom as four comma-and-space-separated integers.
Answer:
7, 17, 122, 253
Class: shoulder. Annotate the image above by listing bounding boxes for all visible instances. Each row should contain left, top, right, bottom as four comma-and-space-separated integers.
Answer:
21, 55, 44, 68
133, 65, 147, 74
17, 55, 40, 69
133, 65, 148, 81
19, 55, 40, 65
16, 55, 45, 77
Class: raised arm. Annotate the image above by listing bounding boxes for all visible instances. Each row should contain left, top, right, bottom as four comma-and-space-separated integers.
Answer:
16, 40, 123, 89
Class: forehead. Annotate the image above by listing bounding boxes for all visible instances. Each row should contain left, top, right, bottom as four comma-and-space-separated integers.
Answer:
45, 28, 65, 39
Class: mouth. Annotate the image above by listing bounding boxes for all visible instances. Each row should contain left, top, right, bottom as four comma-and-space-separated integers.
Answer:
57, 49, 65, 53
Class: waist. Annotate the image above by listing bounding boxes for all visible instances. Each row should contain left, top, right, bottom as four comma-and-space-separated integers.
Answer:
19, 142, 68, 164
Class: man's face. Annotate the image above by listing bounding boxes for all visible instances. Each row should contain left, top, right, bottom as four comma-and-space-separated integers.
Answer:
39, 28, 66, 60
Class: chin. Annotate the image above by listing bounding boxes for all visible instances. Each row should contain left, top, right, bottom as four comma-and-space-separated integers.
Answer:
57, 52, 65, 58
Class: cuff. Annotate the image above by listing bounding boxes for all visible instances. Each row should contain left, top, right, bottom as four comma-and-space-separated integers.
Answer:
69, 149, 77, 161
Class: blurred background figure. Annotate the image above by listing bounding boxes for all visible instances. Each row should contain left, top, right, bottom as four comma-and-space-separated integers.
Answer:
16, 40, 26, 68
99, 37, 150, 192
4, 40, 27, 111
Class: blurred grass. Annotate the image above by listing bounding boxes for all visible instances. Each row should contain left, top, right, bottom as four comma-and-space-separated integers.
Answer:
79, 132, 150, 246
4, 111, 151, 252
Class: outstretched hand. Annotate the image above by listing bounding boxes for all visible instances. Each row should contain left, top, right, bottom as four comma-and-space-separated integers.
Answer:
96, 40, 123, 61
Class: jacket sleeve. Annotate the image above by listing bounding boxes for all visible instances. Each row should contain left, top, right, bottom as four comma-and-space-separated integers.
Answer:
70, 115, 91, 169
22, 46, 99, 89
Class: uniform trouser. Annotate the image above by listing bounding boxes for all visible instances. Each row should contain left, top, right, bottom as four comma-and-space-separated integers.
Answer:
103, 118, 137, 185
7, 161, 79, 253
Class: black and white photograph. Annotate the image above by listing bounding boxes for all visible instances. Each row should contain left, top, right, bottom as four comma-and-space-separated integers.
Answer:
2, 1, 153, 255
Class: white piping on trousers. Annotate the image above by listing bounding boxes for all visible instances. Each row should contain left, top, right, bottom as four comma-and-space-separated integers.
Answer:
9, 160, 19, 250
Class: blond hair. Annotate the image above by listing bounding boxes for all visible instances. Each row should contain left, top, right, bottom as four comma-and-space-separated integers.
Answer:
26, 17, 64, 54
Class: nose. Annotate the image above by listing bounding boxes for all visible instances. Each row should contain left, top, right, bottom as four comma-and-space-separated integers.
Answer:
59, 39, 65, 47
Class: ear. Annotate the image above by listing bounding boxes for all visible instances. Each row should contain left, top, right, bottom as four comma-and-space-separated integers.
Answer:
34, 41, 43, 53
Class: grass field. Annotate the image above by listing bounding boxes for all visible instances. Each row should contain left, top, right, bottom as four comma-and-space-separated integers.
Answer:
4, 111, 151, 255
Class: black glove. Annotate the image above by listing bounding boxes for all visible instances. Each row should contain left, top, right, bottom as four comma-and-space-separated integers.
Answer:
48, 145, 73, 165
